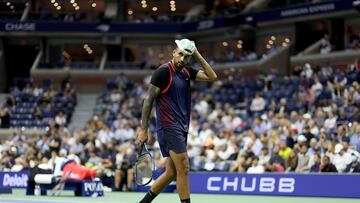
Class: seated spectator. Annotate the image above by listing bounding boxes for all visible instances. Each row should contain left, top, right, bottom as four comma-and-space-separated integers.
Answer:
0, 105, 11, 128
296, 144, 310, 173
258, 146, 271, 166
285, 149, 298, 172
279, 139, 292, 160
310, 153, 321, 172
344, 153, 360, 173
114, 123, 135, 143
265, 145, 285, 172
320, 155, 338, 173
11, 157, 24, 172
55, 111, 67, 126
252, 117, 268, 136
324, 111, 337, 135
332, 143, 352, 172
320, 33, 333, 54
307, 138, 319, 156
350, 124, 360, 152
311, 76, 323, 96
229, 155, 246, 173
247, 156, 264, 174
250, 92, 266, 116
98, 125, 114, 144
42, 104, 55, 120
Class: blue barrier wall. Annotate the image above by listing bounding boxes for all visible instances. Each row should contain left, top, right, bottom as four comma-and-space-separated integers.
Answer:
189, 172, 360, 198
2, 171, 360, 198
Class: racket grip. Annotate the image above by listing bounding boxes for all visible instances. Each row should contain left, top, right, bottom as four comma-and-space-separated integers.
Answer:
136, 141, 144, 155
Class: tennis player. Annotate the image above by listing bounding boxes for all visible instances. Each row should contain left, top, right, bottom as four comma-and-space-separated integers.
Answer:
136, 39, 217, 203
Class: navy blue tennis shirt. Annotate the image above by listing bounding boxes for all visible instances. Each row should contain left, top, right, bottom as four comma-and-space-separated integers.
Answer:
150, 61, 199, 133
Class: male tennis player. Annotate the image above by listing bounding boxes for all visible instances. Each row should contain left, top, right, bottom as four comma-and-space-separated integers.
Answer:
136, 39, 217, 203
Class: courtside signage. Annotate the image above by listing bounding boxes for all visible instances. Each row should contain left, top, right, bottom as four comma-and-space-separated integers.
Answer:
0, 172, 28, 188
190, 172, 360, 198
82, 180, 104, 197
4, 22, 36, 31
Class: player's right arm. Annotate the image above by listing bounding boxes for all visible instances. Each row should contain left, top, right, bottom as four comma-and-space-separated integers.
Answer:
137, 67, 169, 144
140, 84, 161, 131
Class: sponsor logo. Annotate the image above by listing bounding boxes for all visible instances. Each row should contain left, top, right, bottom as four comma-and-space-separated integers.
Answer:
96, 24, 110, 32
197, 20, 214, 30
5, 23, 36, 31
280, 3, 335, 17
84, 181, 104, 192
207, 177, 295, 193
2, 174, 28, 187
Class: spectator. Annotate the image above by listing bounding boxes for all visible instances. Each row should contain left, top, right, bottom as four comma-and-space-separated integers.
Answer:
320, 155, 338, 173
229, 155, 246, 172
350, 124, 360, 152
290, 111, 305, 134
285, 149, 298, 172
258, 147, 271, 166
297, 134, 308, 146
302, 125, 315, 146
324, 111, 337, 134
252, 118, 268, 136
320, 33, 333, 54
266, 145, 285, 172
247, 156, 265, 173
11, 157, 24, 172
55, 111, 67, 126
344, 153, 360, 173
98, 125, 114, 144
250, 92, 266, 116
311, 76, 323, 96
310, 153, 321, 172
332, 143, 352, 172
308, 138, 319, 156
0, 105, 11, 128
114, 123, 135, 143
296, 144, 310, 173
279, 139, 292, 160
47, 129, 62, 156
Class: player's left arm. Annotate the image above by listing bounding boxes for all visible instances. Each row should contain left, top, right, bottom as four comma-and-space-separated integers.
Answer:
193, 50, 217, 81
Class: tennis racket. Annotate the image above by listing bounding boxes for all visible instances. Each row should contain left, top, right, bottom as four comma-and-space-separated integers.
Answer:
51, 170, 72, 196
135, 142, 155, 186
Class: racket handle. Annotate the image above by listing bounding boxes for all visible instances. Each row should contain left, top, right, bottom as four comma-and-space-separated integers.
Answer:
136, 142, 144, 155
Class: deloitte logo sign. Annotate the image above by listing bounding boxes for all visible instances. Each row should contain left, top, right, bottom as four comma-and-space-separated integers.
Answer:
1, 173, 28, 188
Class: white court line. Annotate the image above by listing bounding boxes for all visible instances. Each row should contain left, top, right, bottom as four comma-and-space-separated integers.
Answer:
0, 199, 82, 203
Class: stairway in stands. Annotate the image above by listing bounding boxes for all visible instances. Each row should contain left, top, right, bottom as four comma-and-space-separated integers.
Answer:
68, 94, 97, 131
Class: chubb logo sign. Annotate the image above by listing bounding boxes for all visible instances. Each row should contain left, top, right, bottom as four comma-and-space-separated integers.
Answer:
207, 177, 295, 193
2, 174, 28, 187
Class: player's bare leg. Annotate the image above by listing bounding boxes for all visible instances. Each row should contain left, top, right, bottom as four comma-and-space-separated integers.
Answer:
138, 157, 176, 203
150, 157, 176, 193
169, 150, 190, 202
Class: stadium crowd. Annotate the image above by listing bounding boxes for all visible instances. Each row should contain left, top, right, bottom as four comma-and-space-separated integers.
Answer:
0, 62, 359, 191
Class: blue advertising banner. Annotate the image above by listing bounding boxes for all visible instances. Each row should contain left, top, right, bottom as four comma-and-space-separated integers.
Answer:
0, 0, 354, 34
242, 0, 354, 23
189, 172, 360, 198
0, 172, 28, 189
81, 179, 104, 197
0, 21, 182, 33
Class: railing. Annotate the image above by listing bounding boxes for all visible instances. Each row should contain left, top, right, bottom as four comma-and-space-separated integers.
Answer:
291, 49, 360, 65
